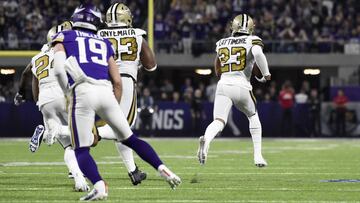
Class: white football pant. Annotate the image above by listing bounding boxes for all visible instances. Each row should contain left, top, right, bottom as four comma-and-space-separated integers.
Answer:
69, 82, 133, 148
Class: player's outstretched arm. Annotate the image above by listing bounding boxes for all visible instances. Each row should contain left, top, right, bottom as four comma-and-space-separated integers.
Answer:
214, 56, 221, 77
53, 44, 69, 93
140, 39, 157, 71
14, 63, 32, 105
108, 56, 122, 103
32, 75, 39, 102
251, 45, 271, 81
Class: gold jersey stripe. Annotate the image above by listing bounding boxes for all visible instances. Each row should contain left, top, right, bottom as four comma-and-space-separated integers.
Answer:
252, 40, 264, 48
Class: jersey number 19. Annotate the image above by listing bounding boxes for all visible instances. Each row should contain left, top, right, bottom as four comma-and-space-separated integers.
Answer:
76, 37, 108, 66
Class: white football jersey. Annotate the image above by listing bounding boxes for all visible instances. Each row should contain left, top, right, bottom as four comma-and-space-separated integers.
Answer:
31, 44, 64, 108
97, 28, 146, 80
215, 35, 264, 90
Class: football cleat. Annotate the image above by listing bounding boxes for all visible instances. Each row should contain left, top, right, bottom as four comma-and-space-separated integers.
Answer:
197, 136, 208, 165
254, 155, 268, 168
74, 173, 90, 192
128, 166, 147, 186
80, 181, 108, 201
69, 172, 86, 179
158, 165, 181, 190
29, 125, 45, 153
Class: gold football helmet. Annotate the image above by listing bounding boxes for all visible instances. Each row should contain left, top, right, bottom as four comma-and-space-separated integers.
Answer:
106, 3, 133, 27
230, 14, 254, 35
46, 21, 73, 43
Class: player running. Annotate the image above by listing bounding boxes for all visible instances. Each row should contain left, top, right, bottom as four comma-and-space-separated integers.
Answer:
197, 14, 271, 167
52, 4, 180, 201
14, 22, 90, 192
95, 3, 156, 185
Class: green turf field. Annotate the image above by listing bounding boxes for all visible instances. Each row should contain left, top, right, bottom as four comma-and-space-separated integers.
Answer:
1, 138, 360, 202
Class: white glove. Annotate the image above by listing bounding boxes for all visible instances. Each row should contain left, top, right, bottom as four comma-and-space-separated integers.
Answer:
255, 76, 267, 83
14, 92, 25, 106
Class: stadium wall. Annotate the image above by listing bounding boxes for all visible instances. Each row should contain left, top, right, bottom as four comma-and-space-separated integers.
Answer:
1, 101, 359, 138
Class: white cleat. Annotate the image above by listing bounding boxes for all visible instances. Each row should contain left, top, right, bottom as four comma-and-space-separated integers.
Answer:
44, 119, 60, 146
158, 165, 181, 190
74, 174, 90, 192
197, 136, 208, 165
80, 180, 108, 201
254, 155, 268, 168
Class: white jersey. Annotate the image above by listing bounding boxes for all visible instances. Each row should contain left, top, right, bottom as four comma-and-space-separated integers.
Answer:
97, 28, 146, 81
31, 44, 64, 108
215, 35, 264, 90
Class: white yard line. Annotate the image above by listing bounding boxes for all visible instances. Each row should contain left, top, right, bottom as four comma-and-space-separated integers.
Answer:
1, 171, 359, 176
2, 137, 360, 142
0, 200, 356, 203
2, 186, 360, 192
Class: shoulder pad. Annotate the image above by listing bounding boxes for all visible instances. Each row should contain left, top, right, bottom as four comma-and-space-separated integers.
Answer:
52, 32, 65, 44
250, 35, 264, 48
134, 28, 147, 36
40, 44, 50, 52
51, 30, 74, 45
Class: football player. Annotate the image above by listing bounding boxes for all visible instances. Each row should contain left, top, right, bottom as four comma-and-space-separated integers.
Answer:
17, 21, 146, 187
95, 2, 156, 186
52, 4, 180, 201
197, 14, 270, 167
14, 21, 90, 192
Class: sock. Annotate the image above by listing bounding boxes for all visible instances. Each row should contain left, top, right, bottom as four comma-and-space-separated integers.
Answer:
64, 147, 84, 176
115, 142, 136, 172
248, 113, 262, 157
75, 147, 102, 185
94, 180, 106, 193
122, 134, 163, 170
98, 125, 117, 140
204, 119, 225, 146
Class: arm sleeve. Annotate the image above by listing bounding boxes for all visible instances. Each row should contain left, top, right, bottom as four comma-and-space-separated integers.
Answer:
53, 51, 69, 93
106, 39, 115, 59
251, 45, 270, 77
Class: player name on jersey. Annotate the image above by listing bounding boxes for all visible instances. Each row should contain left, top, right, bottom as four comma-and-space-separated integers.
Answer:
98, 29, 136, 37
217, 38, 246, 46
75, 30, 102, 39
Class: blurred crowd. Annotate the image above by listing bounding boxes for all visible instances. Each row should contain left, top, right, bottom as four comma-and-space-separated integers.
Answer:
155, 0, 360, 54
0, 81, 18, 103
1, 0, 359, 53
0, 0, 147, 49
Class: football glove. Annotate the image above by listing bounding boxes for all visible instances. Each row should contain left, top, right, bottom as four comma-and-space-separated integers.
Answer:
14, 92, 25, 106
255, 76, 267, 83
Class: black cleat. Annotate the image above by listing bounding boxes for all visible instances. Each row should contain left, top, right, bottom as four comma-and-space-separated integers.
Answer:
255, 163, 267, 168
128, 166, 147, 186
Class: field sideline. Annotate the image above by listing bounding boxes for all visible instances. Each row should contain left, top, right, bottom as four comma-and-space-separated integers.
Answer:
1, 138, 360, 202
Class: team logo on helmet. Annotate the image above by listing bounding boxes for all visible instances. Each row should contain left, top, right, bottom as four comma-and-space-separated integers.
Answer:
71, 3, 103, 31
106, 3, 133, 27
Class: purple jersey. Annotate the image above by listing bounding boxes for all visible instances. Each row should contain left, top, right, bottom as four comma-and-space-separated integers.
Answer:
52, 30, 114, 84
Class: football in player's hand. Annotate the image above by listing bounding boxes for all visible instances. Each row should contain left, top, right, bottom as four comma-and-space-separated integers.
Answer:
252, 64, 262, 78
